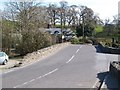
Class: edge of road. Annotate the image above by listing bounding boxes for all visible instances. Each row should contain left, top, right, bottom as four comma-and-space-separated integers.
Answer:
1, 42, 71, 74
2, 44, 118, 89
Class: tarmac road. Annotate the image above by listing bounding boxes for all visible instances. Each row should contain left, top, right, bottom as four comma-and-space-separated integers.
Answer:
2, 44, 118, 88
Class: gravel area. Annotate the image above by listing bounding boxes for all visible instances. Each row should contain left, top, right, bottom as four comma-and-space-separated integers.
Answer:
0, 42, 70, 71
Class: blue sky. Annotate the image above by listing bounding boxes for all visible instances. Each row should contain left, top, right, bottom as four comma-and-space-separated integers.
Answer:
0, 0, 120, 21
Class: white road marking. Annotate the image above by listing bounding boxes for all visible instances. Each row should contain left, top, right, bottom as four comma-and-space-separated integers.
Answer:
13, 68, 58, 88
12, 45, 83, 88
66, 55, 75, 63
76, 49, 80, 53
23, 82, 28, 85
28, 79, 35, 83
75, 46, 82, 53
37, 76, 42, 79
101, 75, 109, 88
92, 78, 99, 88
42, 68, 58, 77
13, 85, 21, 88
4, 46, 83, 75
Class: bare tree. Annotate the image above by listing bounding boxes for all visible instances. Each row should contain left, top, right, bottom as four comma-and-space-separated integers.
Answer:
47, 3, 58, 27
59, 0, 68, 28
2, 1, 53, 55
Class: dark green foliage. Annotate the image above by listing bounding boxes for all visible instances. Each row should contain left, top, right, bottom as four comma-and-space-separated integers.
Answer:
95, 24, 118, 38
103, 24, 116, 36
76, 24, 94, 37
76, 24, 83, 37
84, 24, 94, 37
70, 37, 93, 44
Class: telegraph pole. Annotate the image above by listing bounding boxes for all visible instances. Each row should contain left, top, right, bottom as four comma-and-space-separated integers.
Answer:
82, 15, 85, 38
0, 17, 2, 51
60, 8, 63, 43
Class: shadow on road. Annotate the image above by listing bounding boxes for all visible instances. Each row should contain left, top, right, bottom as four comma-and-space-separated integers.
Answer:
95, 44, 120, 55
95, 45, 119, 55
94, 45, 102, 53
97, 71, 120, 90
97, 71, 108, 82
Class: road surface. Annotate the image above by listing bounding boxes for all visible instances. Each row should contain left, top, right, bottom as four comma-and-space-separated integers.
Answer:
2, 44, 118, 88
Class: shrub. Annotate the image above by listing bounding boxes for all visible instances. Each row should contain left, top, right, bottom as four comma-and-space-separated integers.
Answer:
70, 38, 80, 44
83, 38, 92, 43
79, 37, 92, 44
16, 31, 53, 55
51, 34, 62, 44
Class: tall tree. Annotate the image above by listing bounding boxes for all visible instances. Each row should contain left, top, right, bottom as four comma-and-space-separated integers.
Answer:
77, 5, 101, 37
47, 3, 57, 27
2, 1, 53, 55
59, 0, 68, 28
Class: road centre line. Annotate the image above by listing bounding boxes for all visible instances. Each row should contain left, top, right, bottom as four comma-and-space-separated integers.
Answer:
38, 76, 42, 79
13, 45, 83, 88
66, 46, 82, 64
13, 68, 58, 88
13, 85, 21, 88
76, 49, 80, 53
76, 46, 82, 53
23, 82, 28, 85
92, 78, 100, 88
28, 79, 35, 83
42, 68, 58, 77
4, 45, 83, 75
66, 55, 75, 63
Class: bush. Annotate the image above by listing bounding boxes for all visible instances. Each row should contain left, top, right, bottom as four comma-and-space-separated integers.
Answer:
83, 38, 92, 43
70, 38, 80, 44
79, 37, 92, 44
51, 34, 62, 44
16, 31, 53, 55
71, 37, 93, 44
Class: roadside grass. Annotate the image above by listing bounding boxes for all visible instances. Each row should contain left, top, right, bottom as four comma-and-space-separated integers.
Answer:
95, 25, 103, 33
